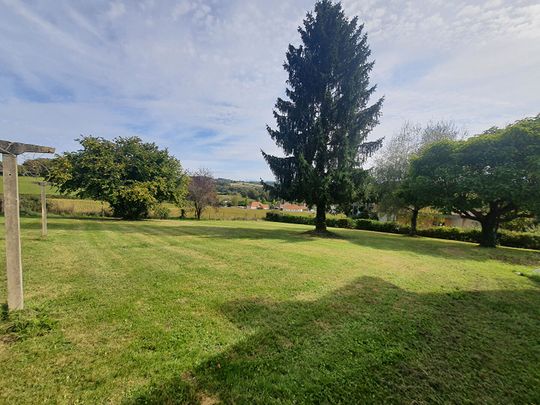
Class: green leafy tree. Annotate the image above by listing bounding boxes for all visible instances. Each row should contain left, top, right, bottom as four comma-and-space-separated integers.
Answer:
262, 0, 383, 233
409, 115, 540, 247
373, 121, 464, 234
21, 158, 54, 177
47, 136, 188, 219
231, 194, 240, 207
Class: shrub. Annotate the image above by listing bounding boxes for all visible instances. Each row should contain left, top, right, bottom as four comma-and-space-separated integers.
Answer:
151, 204, 171, 220
265, 212, 314, 225
10, 195, 52, 216
498, 230, 540, 250
326, 218, 355, 229
19, 195, 42, 215
265, 212, 540, 250
354, 219, 409, 234
417, 227, 479, 243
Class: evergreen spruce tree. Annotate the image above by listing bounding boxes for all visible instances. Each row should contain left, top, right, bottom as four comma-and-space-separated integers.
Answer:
262, 0, 383, 233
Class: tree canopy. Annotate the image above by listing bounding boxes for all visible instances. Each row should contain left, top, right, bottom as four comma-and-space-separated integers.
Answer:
372, 120, 464, 234
21, 158, 54, 177
47, 136, 188, 219
408, 115, 540, 247
262, 0, 383, 233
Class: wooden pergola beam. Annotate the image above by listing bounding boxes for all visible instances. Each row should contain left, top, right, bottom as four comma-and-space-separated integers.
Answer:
0, 140, 55, 156
1, 140, 55, 310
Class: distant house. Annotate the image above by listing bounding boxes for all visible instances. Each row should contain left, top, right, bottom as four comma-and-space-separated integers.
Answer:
280, 203, 308, 212
249, 201, 270, 210
441, 214, 479, 229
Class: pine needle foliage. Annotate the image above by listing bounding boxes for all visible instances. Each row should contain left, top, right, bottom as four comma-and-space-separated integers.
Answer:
262, 0, 383, 232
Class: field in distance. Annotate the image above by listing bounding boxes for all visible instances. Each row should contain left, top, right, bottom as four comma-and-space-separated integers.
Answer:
0, 175, 58, 195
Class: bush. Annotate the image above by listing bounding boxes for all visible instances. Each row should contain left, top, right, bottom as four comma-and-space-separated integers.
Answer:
417, 227, 479, 243
19, 195, 42, 215
265, 212, 540, 250
5, 195, 52, 216
265, 212, 314, 225
498, 230, 540, 250
354, 219, 409, 234
326, 218, 355, 229
151, 205, 171, 220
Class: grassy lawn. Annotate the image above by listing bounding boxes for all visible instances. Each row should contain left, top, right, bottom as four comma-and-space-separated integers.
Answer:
163, 206, 342, 221
0, 218, 539, 404
0, 176, 58, 195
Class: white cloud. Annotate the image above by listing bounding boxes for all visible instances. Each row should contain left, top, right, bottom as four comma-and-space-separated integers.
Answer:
106, 1, 126, 20
172, 1, 195, 20
0, 0, 538, 179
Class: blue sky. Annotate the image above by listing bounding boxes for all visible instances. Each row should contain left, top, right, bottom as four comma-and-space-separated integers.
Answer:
1, 0, 539, 180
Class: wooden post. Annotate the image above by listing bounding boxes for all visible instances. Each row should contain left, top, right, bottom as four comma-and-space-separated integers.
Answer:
33, 181, 48, 237
0, 140, 55, 311
2, 154, 23, 310
40, 182, 47, 237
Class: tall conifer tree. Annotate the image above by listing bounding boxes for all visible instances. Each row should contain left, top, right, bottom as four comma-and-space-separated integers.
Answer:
262, 0, 383, 232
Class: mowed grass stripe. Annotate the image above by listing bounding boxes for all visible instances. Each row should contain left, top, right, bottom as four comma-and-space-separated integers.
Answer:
0, 217, 539, 403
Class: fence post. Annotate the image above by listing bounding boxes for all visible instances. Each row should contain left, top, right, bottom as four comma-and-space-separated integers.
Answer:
2, 153, 24, 309
0, 140, 55, 311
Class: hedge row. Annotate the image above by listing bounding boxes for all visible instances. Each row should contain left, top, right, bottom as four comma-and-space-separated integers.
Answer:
265, 212, 540, 250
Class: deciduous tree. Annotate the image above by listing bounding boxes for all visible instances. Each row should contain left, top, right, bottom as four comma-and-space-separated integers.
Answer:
409, 115, 540, 247
373, 121, 464, 234
187, 168, 218, 220
21, 158, 53, 177
47, 136, 188, 219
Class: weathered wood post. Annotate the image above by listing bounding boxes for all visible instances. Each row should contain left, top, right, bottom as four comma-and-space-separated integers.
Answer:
0, 141, 55, 310
40, 182, 47, 237
33, 181, 48, 237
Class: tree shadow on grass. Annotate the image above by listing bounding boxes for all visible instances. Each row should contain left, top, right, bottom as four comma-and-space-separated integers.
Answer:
125, 277, 540, 404
340, 228, 540, 266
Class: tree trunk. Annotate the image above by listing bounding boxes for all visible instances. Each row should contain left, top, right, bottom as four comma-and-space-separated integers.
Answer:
315, 201, 327, 233
479, 215, 499, 248
196, 207, 202, 220
409, 208, 419, 236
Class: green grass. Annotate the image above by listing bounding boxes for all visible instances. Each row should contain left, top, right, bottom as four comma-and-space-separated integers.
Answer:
165, 205, 344, 221
43, 201, 337, 220
0, 175, 58, 195
0, 218, 539, 404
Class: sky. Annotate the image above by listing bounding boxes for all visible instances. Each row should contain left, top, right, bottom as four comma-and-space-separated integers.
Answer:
1, 0, 539, 180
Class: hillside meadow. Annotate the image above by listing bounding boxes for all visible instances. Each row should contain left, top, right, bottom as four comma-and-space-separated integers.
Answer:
0, 175, 58, 195
0, 175, 329, 220
0, 217, 539, 403
38, 200, 323, 221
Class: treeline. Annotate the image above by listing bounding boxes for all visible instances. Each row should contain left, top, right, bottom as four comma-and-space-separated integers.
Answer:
256, 1, 540, 248
215, 178, 269, 201
14, 137, 268, 221
369, 115, 540, 247
40, 136, 248, 221
265, 213, 540, 250
0, 158, 53, 177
